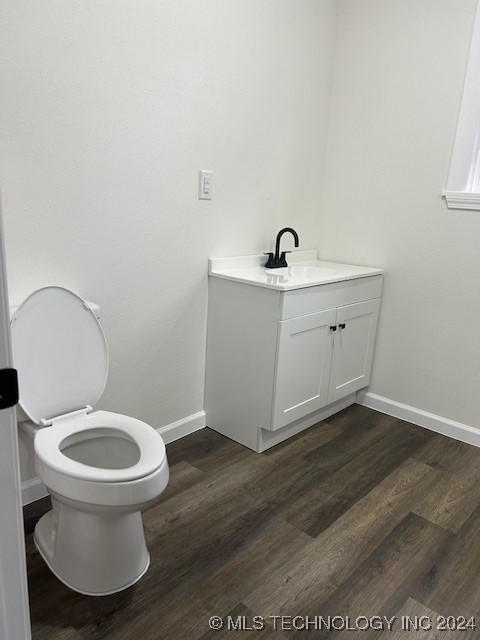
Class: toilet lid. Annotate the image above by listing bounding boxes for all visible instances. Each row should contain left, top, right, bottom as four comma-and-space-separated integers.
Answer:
11, 286, 109, 425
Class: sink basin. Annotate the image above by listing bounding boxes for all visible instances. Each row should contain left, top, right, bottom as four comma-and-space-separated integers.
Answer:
265, 265, 338, 279
209, 250, 384, 291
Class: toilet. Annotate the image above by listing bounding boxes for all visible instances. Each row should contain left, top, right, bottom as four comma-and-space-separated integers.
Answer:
11, 286, 169, 596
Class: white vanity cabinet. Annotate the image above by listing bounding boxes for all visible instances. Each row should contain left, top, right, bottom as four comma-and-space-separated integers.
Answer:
272, 298, 380, 431
205, 252, 383, 452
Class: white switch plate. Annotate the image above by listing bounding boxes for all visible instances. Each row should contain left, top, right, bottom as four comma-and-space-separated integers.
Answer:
199, 170, 213, 200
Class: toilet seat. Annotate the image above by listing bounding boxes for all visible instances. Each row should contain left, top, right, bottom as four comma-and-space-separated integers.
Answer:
11, 286, 109, 426
34, 410, 166, 483
11, 285, 167, 486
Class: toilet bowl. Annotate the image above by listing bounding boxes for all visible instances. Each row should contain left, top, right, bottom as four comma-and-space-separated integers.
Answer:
12, 286, 170, 596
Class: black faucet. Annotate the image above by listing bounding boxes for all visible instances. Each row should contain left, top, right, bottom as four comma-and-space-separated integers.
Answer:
264, 227, 300, 268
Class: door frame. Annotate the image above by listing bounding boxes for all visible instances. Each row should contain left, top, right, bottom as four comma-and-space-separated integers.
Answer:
0, 191, 32, 640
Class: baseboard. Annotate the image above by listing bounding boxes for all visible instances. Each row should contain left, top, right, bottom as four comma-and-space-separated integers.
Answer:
21, 477, 48, 506
356, 390, 480, 448
21, 410, 206, 506
156, 410, 206, 444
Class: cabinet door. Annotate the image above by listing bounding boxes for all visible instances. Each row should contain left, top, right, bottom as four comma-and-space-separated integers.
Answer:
327, 298, 380, 404
271, 308, 336, 431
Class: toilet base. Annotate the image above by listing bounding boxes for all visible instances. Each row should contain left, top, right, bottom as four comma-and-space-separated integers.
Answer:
34, 536, 150, 597
34, 498, 151, 596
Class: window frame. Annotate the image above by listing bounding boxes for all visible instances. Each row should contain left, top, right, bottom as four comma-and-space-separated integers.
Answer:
444, 0, 480, 210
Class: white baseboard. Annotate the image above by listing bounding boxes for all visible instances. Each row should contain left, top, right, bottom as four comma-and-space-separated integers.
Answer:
356, 390, 480, 448
21, 410, 206, 506
21, 477, 48, 506
156, 410, 206, 444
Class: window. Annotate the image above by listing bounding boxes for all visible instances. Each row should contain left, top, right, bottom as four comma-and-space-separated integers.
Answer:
444, 1, 480, 210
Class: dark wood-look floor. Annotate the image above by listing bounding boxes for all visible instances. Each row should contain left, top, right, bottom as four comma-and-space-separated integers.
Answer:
24, 405, 480, 639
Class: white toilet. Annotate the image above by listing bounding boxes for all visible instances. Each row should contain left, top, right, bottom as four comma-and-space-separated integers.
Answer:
11, 286, 169, 596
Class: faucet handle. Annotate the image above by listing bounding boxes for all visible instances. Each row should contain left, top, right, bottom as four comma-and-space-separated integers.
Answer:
279, 251, 291, 267
263, 252, 276, 268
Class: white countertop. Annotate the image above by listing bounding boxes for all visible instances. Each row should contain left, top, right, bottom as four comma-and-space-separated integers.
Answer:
209, 250, 384, 291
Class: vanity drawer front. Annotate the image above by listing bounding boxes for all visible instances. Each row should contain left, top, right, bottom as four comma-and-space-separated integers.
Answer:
281, 275, 383, 320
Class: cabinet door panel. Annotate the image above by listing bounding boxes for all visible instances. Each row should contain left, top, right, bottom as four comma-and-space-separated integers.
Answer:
271, 309, 336, 431
328, 298, 380, 404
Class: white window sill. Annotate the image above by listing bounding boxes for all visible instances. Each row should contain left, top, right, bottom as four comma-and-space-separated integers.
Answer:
443, 191, 480, 210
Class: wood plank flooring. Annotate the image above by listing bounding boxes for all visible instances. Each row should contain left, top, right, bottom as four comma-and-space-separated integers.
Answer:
24, 405, 480, 639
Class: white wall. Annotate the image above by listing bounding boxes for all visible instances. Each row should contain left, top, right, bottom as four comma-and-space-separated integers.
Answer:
5, 0, 477, 492
0, 1, 338, 483
320, 0, 480, 427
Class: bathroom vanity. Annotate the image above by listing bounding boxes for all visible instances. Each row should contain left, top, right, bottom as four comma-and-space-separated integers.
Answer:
205, 250, 384, 452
